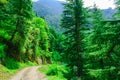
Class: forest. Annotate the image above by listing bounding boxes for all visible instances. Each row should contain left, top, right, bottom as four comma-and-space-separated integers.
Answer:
0, 0, 120, 80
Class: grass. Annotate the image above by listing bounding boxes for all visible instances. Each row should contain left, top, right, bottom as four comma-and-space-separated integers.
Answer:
39, 64, 68, 80
0, 64, 18, 80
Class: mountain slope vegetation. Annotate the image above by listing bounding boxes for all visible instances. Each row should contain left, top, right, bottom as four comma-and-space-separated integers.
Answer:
33, 0, 64, 30
0, 0, 120, 80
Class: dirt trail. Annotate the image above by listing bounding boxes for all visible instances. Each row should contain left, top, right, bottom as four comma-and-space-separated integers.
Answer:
10, 66, 47, 80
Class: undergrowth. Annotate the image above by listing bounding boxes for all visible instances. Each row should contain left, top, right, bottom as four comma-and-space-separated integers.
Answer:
39, 64, 68, 80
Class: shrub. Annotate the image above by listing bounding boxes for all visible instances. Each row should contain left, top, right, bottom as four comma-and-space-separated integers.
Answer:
4, 57, 20, 69
0, 44, 6, 58
46, 64, 68, 77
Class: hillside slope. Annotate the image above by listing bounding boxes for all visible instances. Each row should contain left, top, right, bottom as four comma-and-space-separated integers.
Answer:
33, 0, 64, 30
33, 1, 116, 30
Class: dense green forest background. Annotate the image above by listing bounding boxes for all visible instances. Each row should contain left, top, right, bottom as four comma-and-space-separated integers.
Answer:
0, 0, 120, 80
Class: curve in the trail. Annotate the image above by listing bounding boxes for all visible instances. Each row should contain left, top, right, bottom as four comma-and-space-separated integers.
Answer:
10, 66, 47, 80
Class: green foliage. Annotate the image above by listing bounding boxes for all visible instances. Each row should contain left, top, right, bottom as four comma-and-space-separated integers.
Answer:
0, 0, 64, 66
0, 44, 6, 58
4, 57, 20, 69
82, 2, 120, 80
47, 76, 67, 80
0, 0, 8, 4
1, 0, 120, 80
61, 0, 86, 78
46, 64, 68, 76
39, 64, 68, 80
51, 51, 62, 63
33, 0, 63, 30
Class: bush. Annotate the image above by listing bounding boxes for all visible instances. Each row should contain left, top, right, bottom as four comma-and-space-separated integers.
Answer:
39, 64, 68, 80
4, 57, 20, 69
46, 64, 68, 77
0, 44, 6, 58
52, 51, 62, 62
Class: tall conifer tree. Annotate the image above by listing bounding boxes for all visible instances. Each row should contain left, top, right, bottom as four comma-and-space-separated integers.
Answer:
61, 0, 86, 78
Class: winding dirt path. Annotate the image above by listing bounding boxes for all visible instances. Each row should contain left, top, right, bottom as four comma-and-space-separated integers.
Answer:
10, 66, 47, 80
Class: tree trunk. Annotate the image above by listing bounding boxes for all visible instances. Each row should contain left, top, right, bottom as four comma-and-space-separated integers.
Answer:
74, 0, 83, 77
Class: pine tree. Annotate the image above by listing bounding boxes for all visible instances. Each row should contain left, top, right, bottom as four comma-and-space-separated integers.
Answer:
83, 4, 107, 80
84, 3, 120, 79
115, 0, 120, 19
61, 0, 86, 78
